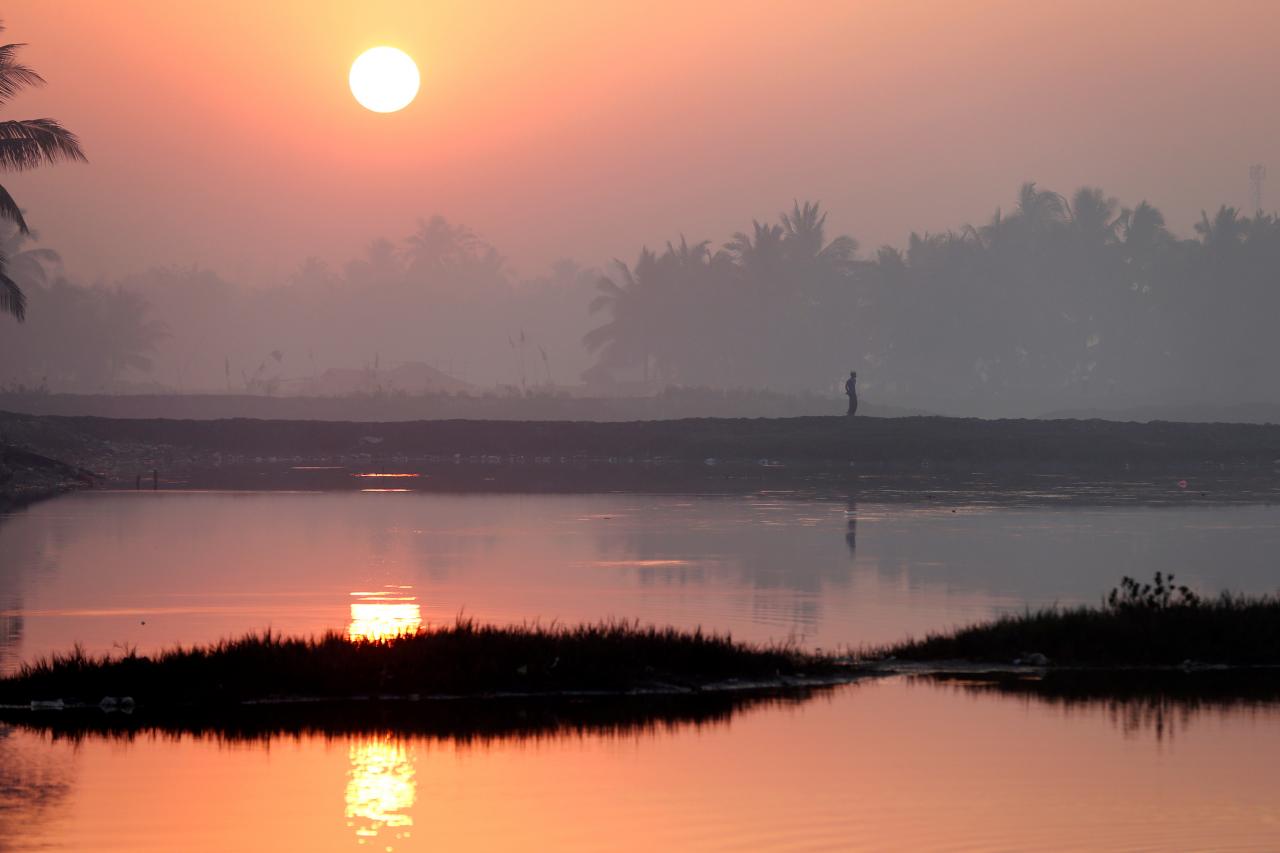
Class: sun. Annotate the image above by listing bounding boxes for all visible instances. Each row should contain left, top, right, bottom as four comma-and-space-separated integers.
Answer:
349, 47, 420, 113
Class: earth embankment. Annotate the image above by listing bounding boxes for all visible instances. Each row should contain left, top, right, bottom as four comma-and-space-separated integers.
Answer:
4, 410, 1279, 486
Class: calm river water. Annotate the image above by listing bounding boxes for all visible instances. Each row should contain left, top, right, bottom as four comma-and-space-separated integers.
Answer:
3, 489, 1280, 851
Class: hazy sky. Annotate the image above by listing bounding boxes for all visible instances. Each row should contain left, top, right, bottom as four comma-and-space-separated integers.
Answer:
5, 0, 1278, 284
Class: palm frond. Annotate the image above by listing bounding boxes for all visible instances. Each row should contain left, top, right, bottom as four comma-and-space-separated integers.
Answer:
582, 321, 617, 352
0, 43, 44, 105
0, 180, 28, 231
20, 246, 58, 263
587, 292, 615, 315
0, 267, 25, 321
820, 235, 859, 261
610, 259, 637, 290
0, 118, 87, 171
725, 231, 751, 254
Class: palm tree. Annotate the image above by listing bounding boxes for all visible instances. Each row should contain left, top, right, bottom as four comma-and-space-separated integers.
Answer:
402, 215, 503, 279
583, 249, 663, 382
1116, 201, 1168, 255
1066, 187, 1119, 243
1013, 182, 1067, 232
342, 238, 402, 288
1194, 206, 1247, 253
664, 234, 711, 270
0, 220, 59, 287
725, 220, 786, 279
0, 22, 86, 322
780, 200, 857, 272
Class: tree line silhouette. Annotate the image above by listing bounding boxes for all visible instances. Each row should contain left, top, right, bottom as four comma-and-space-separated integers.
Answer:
584, 186, 1280, 414
0, 216, 600, 394
3, 185, 1278, 416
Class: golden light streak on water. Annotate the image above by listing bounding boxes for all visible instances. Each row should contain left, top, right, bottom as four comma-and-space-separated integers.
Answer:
344, 735, 416, 849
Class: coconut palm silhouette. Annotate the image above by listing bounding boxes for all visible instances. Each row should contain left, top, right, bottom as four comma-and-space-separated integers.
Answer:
0, 21, 85, 322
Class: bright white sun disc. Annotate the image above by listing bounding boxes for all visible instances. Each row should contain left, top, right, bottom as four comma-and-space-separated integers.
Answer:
349, 47, 419, 113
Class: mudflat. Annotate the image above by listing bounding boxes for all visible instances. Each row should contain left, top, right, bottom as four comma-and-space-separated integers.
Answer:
7, 410, 1280, 468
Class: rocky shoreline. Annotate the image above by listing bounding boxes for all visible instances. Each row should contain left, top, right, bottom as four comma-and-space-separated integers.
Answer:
0, 443, 96, 510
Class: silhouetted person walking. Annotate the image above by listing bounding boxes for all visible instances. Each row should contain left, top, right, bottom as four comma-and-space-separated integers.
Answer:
844, 371, 858, 416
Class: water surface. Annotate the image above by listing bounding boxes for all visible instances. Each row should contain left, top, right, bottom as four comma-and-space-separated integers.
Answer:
3, 677, 1279, 852
4, 490, 1280, 669
3, 490, 1280, 851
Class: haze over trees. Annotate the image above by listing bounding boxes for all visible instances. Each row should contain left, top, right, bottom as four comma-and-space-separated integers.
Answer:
0, 222, 167, 389
3, 184, 1279, 417
1, 216, 600, 395
586, 185, 1280, 415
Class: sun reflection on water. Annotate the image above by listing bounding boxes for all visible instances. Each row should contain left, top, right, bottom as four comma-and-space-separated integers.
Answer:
344, 735, 416, 848
348, 587, 422, 642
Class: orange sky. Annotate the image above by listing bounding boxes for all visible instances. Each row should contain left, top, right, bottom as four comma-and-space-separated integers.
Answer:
4, 0, 1279, 284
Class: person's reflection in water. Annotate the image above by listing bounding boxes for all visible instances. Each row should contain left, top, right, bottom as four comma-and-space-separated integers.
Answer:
0, 613, 21, 675
0, 503, 41, 676
845, 499, 858, 556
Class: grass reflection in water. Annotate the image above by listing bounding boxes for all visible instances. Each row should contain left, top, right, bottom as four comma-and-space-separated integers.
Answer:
916, 669, 1280, 742
0, 689, 838, 746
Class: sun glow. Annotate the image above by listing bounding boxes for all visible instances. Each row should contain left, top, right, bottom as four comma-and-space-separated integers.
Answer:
349, 46, 420, 113
348, 589, 422, 642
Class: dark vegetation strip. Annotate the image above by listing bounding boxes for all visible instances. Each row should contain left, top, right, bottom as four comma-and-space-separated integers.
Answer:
882, 575, 1280, 666
0, 389, 862, 424
7, 410, 1280, 471
0, 620, 841, 708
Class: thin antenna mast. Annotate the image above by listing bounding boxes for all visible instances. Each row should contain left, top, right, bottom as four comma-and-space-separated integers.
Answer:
1249, 163, 1266, 212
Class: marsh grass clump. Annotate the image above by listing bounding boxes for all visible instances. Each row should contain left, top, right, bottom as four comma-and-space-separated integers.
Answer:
0, 619, 840, 708
879, 574, 1280, 666
1106, 572, 1200, 612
